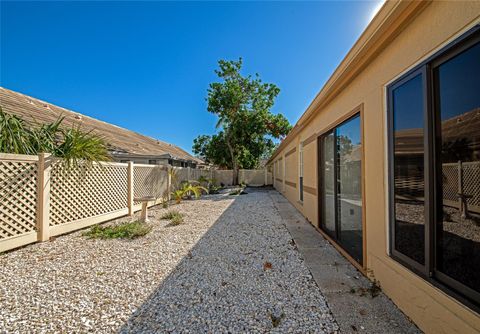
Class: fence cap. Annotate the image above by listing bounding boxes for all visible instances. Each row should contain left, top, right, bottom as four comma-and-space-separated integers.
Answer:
134, 196, 156, 202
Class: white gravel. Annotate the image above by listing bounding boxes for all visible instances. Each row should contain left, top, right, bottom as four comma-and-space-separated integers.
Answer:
0, 189, 339, 333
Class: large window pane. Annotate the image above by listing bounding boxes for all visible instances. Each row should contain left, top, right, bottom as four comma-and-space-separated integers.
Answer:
337, 115, 363, 264
392, 74, 425, 265
436, 42, 480, 293
322, 132, 336, 236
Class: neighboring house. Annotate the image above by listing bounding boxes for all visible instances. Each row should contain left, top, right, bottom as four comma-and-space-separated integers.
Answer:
269, 2, 480, 333
0, 87, 202, 168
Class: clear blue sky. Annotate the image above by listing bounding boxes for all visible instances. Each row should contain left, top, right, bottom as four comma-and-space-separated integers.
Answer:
1, 1, 382, 154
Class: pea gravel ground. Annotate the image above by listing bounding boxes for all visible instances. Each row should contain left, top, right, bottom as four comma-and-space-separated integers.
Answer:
0, 189, 339, 333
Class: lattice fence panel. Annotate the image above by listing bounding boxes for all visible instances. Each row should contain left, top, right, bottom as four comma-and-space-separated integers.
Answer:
442, 163, 458, 203
463, 162, 480, 208
0, 160, 37, 239
50, 161, 128, 226
442, 161, 480, 211
134, 166, 168, 203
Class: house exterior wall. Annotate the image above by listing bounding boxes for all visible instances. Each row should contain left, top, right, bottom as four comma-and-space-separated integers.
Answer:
269, 2, 480, 333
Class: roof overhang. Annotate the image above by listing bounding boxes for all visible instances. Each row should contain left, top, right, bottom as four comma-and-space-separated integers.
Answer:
268, 0, 431, 164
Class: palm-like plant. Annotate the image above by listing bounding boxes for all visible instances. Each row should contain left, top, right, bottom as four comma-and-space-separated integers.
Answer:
57, 126, 110, 169
0, 108, 110, 168
171, 182, 208, 204
0, 107, 34, 154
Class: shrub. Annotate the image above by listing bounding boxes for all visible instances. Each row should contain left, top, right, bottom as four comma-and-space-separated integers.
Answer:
161, 210, 184, 225
171, 182, 208, 203
82, 221, 151, 239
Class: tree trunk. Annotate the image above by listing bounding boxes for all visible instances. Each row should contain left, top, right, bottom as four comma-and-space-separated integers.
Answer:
226, 139, 239, 185
232, 161, 239, 186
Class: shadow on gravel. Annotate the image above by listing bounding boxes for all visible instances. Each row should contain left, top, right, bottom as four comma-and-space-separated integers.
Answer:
118, 189, 337, 333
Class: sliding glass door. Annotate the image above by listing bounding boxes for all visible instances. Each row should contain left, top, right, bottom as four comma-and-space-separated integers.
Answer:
320, 114, 363, 265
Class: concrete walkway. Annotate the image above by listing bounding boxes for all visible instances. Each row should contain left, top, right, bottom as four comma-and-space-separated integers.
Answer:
270, 191, 421, 334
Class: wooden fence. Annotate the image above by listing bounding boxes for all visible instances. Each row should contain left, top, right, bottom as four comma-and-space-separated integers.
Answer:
0, 152, 272, 252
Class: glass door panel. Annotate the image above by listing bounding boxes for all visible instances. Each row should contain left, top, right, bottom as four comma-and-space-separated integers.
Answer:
320, 115, 363, 265
435, 42, 480, 295
337, 115, 363, 264
322, 131, 336, 237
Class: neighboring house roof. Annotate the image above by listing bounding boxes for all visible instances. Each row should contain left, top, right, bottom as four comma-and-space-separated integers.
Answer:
394, 108, 480, 156
0, 87, 203, 164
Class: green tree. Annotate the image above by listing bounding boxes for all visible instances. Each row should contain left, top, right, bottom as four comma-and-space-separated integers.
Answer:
193, 58, 291, 183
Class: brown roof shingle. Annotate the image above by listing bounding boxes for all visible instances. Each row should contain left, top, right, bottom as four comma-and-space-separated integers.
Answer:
0, 87, 202, 163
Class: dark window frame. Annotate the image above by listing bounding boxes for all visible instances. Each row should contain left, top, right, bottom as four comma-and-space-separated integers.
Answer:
318, 113, 363, 265
387, 26, 480, 310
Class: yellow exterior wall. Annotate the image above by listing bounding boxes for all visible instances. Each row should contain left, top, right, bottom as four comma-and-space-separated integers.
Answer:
270, 2, 480, 333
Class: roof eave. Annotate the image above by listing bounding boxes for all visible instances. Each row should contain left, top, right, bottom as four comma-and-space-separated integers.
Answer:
268, 0, 431, 164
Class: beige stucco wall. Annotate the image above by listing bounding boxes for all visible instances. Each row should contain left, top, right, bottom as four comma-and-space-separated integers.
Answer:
270, 2, 480, 333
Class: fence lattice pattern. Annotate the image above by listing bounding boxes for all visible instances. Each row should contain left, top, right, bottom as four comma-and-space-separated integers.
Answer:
0, 152, 272, 252
49, 161, 128, 226
134, 166, 168, 203
0, 159, 37, 239
443, 162, 480, 210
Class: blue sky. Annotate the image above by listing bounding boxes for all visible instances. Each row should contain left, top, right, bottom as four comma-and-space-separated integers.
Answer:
1, 1, 383, 154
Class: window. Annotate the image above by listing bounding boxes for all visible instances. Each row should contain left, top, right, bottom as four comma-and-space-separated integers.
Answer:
148, 159, 157, 165
299, 142, 304, 201
388, 28, 480, 307
319, 114, 363, 264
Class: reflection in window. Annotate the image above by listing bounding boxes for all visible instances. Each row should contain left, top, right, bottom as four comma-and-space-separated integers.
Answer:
436, 42, 480, 293
392, 74, 425, 265
320, 115, 363, 264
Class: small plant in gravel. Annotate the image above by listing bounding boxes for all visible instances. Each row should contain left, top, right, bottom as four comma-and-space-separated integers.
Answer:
229, 188, 247, 196
82, 221, 151, 239
171, 182, 208, 204
161, 210, 184, 225
269, 312, 285, 328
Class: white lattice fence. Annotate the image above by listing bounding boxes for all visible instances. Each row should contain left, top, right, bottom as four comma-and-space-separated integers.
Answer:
134, 165, 168, 203
443, 161, 480, 212
49, 160, 128, 227
0, 154, 38, 241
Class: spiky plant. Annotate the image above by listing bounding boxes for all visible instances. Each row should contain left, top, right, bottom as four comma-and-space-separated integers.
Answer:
0, 107, 33, 154
181, 182, 208, 199
171, 182, 208, 204
57, 126, 110, 169
28, 116, 63, 155
0, 108, 110, 168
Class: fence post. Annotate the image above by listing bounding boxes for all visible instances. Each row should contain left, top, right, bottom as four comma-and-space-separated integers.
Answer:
36, 153, 51, 241
127, 161, 134, 216
265, 168, 268, 185
167, 166, 172, 201
187, 167, 191, 181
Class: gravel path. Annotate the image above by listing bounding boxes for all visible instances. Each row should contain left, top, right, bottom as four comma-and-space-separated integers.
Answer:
0, 189, 338, 333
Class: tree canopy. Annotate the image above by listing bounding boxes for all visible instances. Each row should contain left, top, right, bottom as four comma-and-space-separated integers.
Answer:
193, 58, 291, 181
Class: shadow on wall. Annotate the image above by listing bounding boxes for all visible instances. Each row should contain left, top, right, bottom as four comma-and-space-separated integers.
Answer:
118, 189, 331, 333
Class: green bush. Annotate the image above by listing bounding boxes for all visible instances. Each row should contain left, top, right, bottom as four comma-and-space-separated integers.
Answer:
82, 221, 151, 239
161, 210, 184, 225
